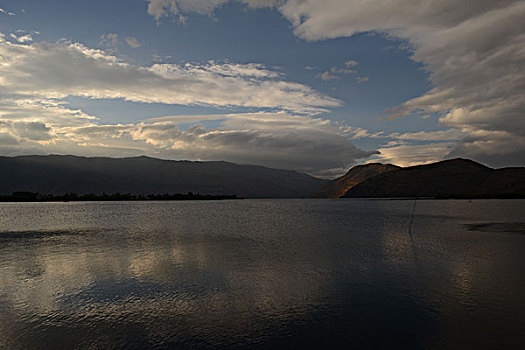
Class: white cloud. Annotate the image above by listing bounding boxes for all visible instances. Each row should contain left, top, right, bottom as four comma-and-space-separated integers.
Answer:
368, 129, 467, 166
0, 37, 369, 176
356, 76, 368, 83
99, 33, 119, 48
316, 71, 339, 81
124, 37, 141, 48
272, 0, 525, 166
345, 60, 358, 67
152, 1, 524, 166
9, 33, 32, 43
145, 0, 282, 22
0, 8, 15, 16
339, 126, 384, 140
16, 35, 32, 43
0, 39, 340, 114
147, 0, 229, 21
331, 66, 355, 75
371, 142, 455, 167
316, 66, 357, 81
389, 129, 463, 141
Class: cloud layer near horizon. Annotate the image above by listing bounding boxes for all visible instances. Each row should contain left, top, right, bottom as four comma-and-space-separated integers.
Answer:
0, 35, 370, 176
147, 0, 525, 167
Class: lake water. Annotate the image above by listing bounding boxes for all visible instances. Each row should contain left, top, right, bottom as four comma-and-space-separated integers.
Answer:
0, 199, 524, 349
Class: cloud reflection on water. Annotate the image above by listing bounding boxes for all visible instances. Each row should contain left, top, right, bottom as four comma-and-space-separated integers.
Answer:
0, 200, 524, 348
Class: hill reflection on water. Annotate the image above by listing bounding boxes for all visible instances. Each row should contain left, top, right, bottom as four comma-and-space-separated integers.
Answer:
0, 199, 523, 349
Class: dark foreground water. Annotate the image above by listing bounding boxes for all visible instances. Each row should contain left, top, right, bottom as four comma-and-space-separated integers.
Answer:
0, 199, 524, 349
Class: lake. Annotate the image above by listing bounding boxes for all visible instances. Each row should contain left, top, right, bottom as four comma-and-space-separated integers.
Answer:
0, 199, 524, 349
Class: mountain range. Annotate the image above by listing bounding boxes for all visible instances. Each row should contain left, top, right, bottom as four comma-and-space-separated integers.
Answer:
342, 159, 525, 198
0, 155, 523, 199
0, 155, 326, 198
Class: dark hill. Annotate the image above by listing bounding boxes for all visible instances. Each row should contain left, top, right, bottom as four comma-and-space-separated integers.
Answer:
344, 158, 525, 198
0, 155, 327, 198
312, 163, 400, 198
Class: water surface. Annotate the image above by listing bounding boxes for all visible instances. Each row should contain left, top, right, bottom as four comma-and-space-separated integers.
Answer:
0, 199, 524, 349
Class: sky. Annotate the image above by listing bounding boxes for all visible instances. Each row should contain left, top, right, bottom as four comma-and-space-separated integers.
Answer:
0, 0, 523, 177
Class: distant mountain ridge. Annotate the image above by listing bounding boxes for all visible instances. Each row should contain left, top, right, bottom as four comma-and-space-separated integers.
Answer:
343, 158, 525, 198
0, 155, 327, 198
2, 156, 522, 200
312, 163, 400, 198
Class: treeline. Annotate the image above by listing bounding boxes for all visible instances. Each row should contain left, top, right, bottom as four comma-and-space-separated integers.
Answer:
0, 192, 238, 202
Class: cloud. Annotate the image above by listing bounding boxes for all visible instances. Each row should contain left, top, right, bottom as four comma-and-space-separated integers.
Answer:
356, 76, 368, 83
389, 129, 463, 141
339, 126, 384, 140
272, 0, 525, 166
0, 121, 51, 141
178, 14, 188, 25
316, 71, 339, 81
134, 112, 374, 174
10, 33, 32, 43
371, 142, 455, 167
0, 112, 372, 176
99, 33, 119, 48
0, 8, 15, 16
157, 1, 524, 166
0, 132, 19, 145
345, 60, 358, 67
145, 0, 285, 22
331, 66, 355, 75
0, 39, 340, 114
124, 37, 141, 48
447, 130, 525, 168
365, 129, 466, 166
145, 0, 282, 22
0, 37, 368, 176
316, 65, 357, 81
147, 0, 229, 21
241, 0, 283, 8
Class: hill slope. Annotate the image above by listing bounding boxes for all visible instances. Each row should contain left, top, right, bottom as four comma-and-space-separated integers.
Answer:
344, 158, 525, 198
0, 155, 327, 198
312, 163, 400, 198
